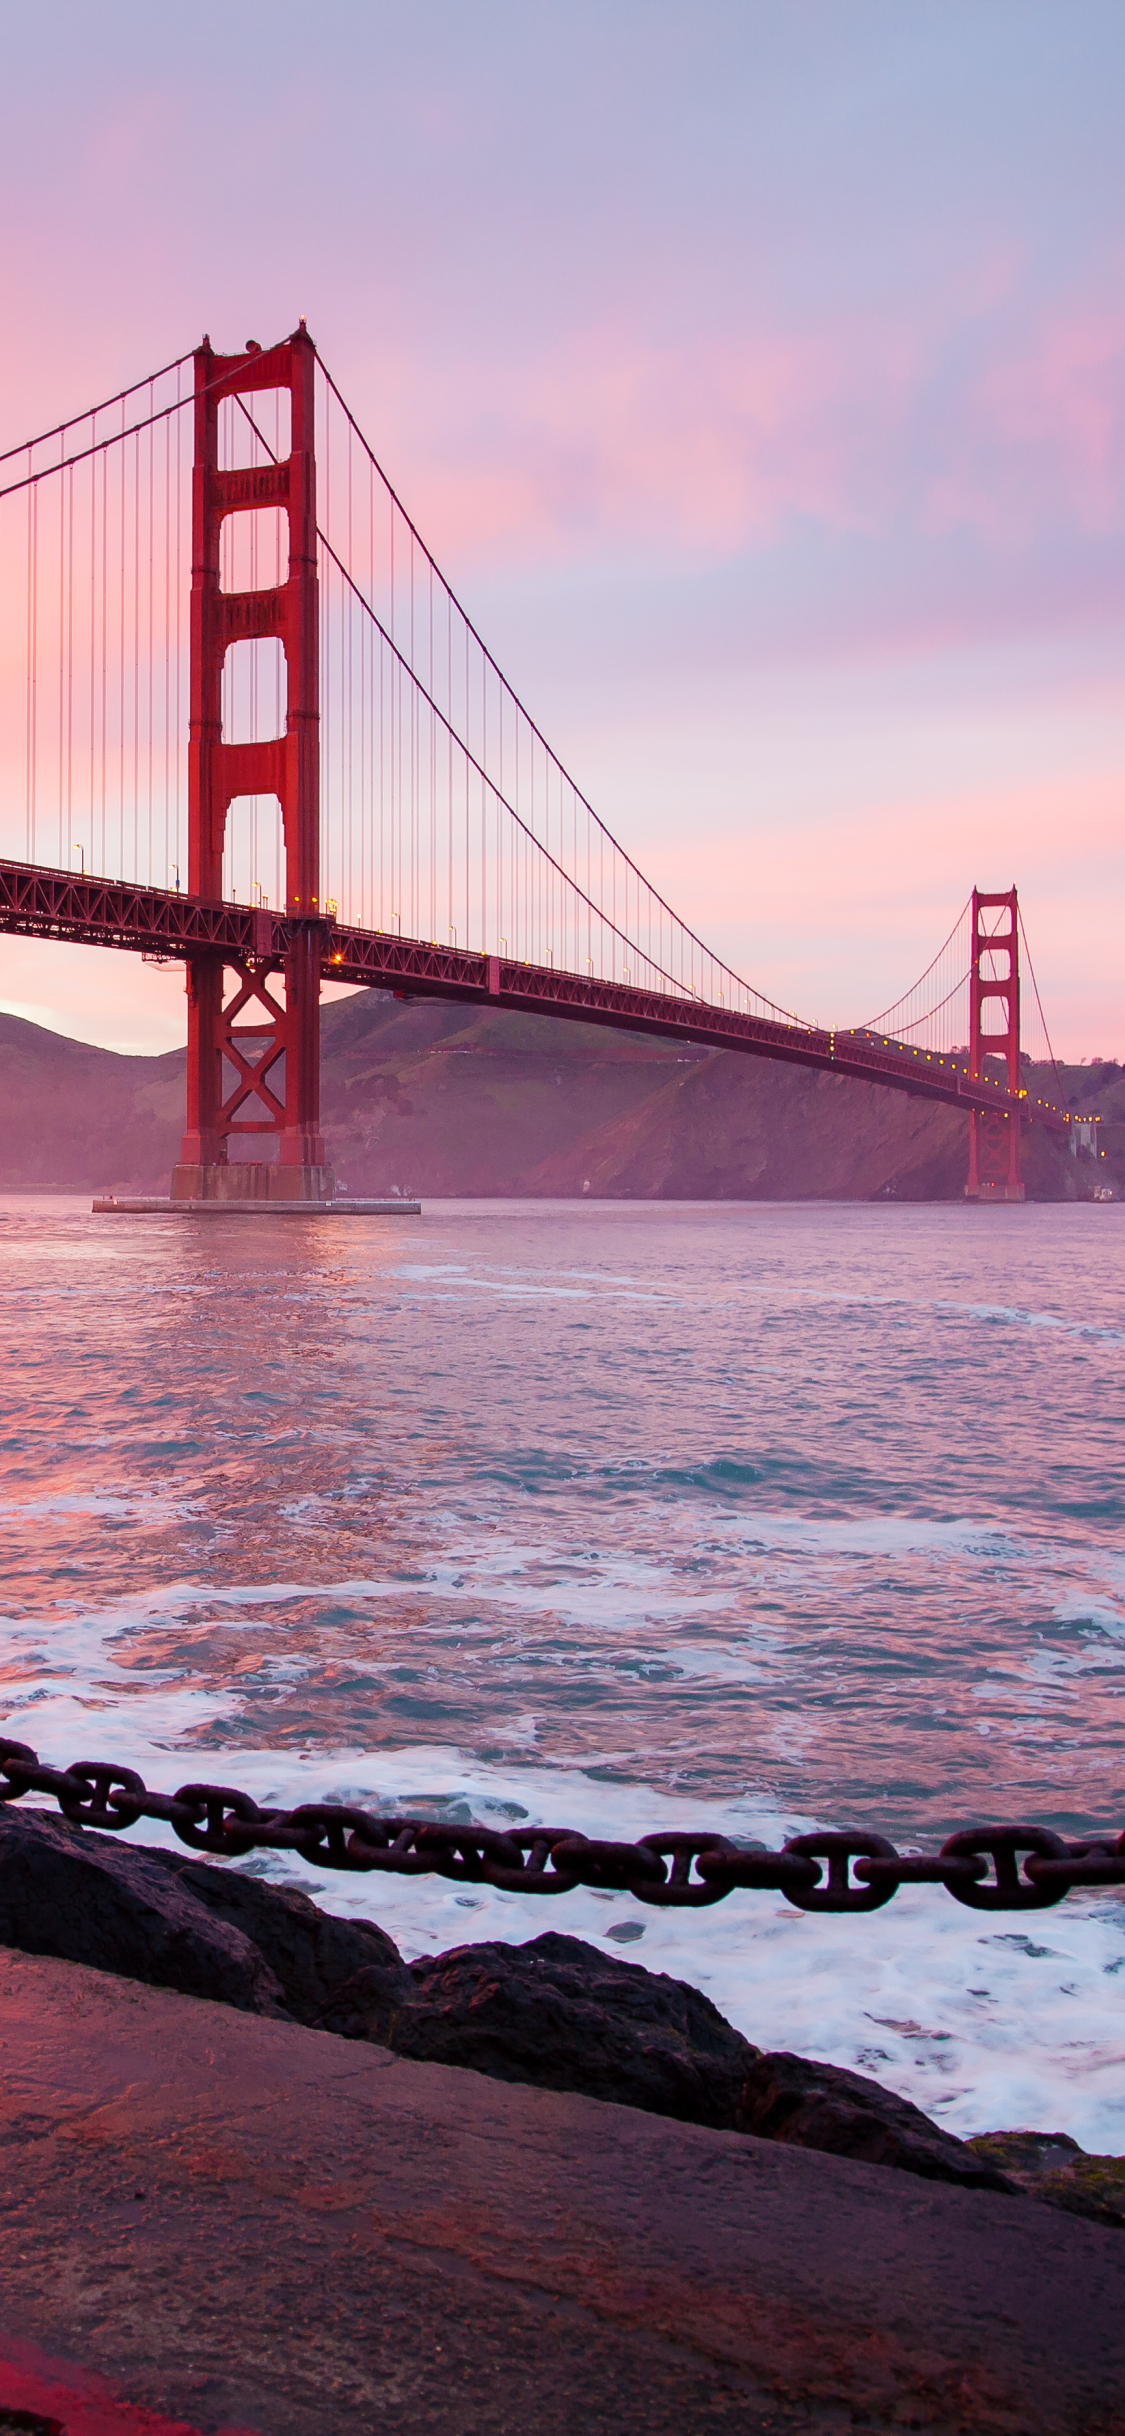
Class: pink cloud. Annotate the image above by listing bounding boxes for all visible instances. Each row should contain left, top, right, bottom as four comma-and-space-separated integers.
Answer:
978, 309, 1125, 520
923, 305, 1125, 537
354, 317, 925, 569
344, 284, 1125, 586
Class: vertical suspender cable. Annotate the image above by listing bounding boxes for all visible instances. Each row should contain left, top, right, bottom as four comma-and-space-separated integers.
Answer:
66, 457, 74, 872
25, 455, 36, 862
118, 398, 126, 885
57, 437, 65, 867
89, 417, 96, 876
132, 426, 140, 881
100, 446, 108, 877
147, 385, 154, 889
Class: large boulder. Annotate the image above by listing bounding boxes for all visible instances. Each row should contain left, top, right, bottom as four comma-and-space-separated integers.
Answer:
735, 2048, 1014, 2194
146, 1842, 409, 2025
0, 1807, 287, 2018
319, 1929, 762, 2129
0, 1809, 409, 2026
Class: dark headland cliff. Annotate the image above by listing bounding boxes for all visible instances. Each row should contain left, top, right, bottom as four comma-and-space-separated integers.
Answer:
1, 992, 1121, 1200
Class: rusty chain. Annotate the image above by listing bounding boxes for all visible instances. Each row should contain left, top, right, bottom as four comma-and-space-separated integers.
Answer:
0, 1737, 1121, 1913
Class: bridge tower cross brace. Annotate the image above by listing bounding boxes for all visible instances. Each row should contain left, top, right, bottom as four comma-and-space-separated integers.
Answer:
171, 324, 332, 1204
965, 885, 1024, 1203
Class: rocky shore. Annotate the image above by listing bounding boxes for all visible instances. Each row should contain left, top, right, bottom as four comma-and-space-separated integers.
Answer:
1, 1804, 1121, 2229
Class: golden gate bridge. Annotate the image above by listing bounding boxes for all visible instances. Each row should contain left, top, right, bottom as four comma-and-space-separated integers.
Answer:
0, 325, 1073, 1207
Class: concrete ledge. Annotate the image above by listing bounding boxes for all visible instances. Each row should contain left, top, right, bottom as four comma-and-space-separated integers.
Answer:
0, 1950, 1122, 2436
92, 1196, 421, 1217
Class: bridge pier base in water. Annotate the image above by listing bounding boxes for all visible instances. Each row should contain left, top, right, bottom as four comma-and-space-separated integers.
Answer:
169, 1159, 335, 1204
965, 1107, 1024, 1201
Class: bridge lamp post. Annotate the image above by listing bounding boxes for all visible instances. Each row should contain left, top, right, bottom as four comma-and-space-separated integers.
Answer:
73, 842, 85, 877
169, 863, 180, 893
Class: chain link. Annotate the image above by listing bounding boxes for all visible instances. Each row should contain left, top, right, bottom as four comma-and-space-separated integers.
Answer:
0, 1737, 1121, 1913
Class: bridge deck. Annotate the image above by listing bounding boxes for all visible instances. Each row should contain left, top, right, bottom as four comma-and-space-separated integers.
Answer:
0, 858, 1071, 1133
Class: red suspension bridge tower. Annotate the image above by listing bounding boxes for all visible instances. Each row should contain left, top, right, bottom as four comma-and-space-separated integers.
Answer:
965, 886, 1024, 1203
171, 325, 332, 1205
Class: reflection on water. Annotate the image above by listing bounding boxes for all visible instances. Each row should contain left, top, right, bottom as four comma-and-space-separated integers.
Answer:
0, 1194, 1122, 2143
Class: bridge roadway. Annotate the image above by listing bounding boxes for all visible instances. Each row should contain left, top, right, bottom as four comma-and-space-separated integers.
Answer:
0, 856, 1072, 1134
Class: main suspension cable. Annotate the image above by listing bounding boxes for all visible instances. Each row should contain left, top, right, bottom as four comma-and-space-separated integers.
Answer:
0, 350, 283, 505
0, 348, 195, 467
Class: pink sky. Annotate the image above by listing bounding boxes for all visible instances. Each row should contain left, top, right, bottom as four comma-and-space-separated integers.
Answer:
0, 2, 1122, 1056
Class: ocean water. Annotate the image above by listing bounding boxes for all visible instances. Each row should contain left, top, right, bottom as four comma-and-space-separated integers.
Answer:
0, 1193, 1122, 2148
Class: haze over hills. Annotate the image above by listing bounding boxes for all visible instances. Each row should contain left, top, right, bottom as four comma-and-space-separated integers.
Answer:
0, 992, 1118, 1202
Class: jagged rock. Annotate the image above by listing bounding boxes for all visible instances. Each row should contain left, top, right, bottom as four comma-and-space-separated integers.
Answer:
0, 1808, 288, 2018
145, 1844, 409, 2025
317, 1929, 762, 2127
966, 2130, 1125, 2227
735, 2050, 1016, 2194
0, 1809, 411, 2028
310, 1959, 406, 2046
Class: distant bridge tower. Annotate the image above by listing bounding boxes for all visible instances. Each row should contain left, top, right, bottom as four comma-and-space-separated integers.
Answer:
965, 886, 1024, 1203
171, 325, 332, 1205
